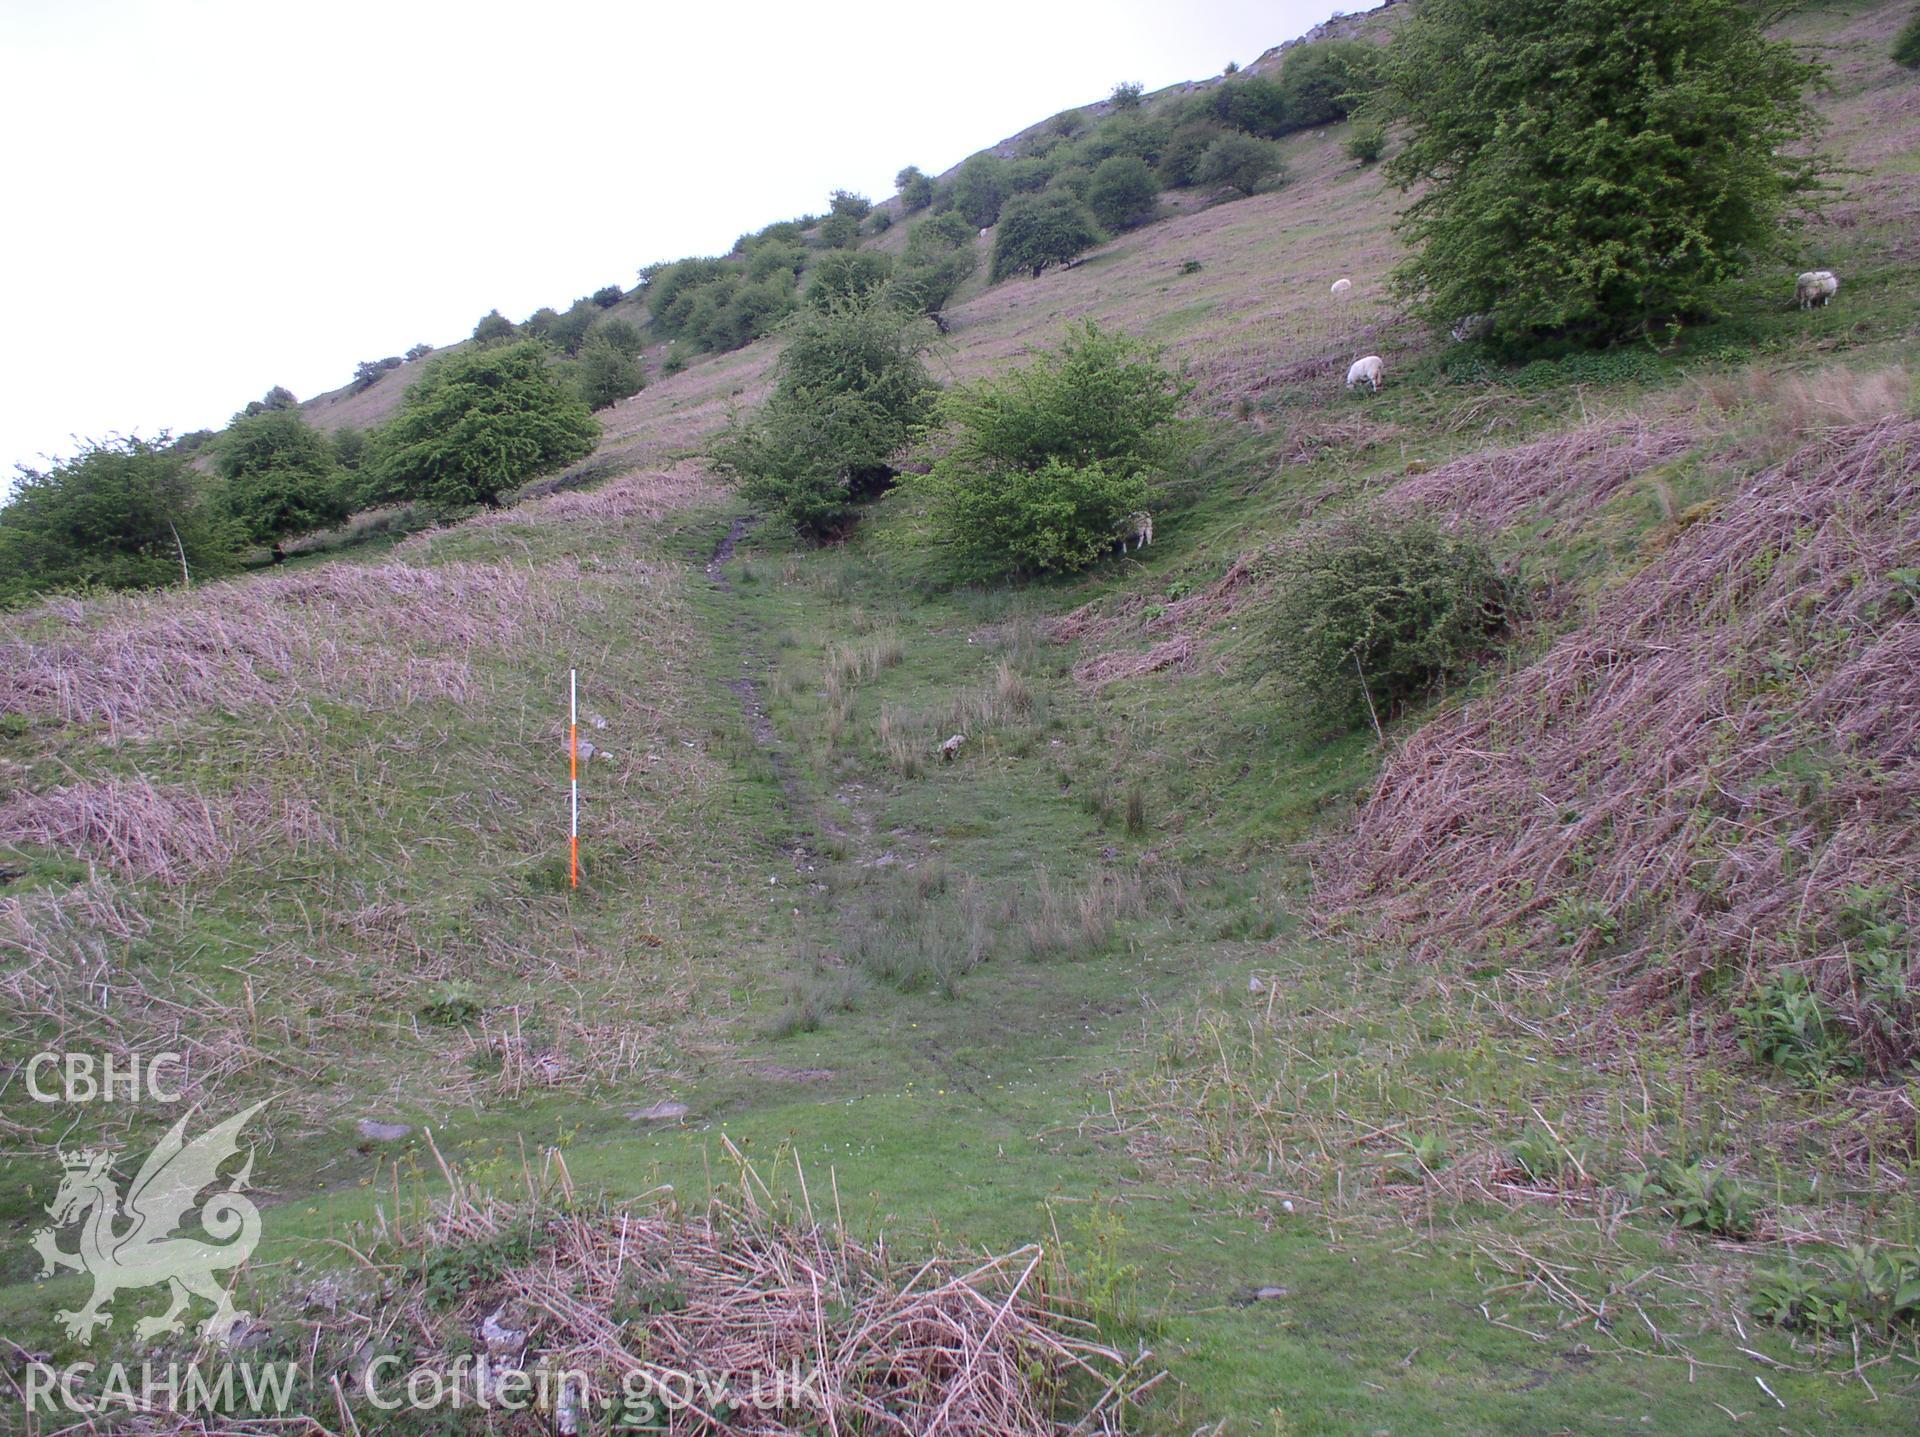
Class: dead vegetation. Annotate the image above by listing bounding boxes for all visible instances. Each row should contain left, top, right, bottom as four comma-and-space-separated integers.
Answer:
1328, 418, 1920, 1088
159, 1142, 1156, 1437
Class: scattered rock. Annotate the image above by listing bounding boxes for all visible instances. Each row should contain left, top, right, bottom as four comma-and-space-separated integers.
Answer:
630, 1100, 690, 1122
575, 738, 596, 761
1254, 1285, 1289, 1302
355, 1119, 412, 1143
585, 712, 609, 730
1248, 975, 1266, 995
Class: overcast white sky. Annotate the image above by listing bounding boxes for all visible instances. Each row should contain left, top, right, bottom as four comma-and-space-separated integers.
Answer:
0, 0, 1334, 483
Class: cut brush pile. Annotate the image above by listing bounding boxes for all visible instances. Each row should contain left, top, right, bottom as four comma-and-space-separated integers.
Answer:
197, 1144, 1158, 1437
1329, 419, 1920, 1089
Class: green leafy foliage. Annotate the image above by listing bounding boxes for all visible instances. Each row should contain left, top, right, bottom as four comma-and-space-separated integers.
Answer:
1109, 80, 1144, 110
591, 284, 624, 308
212, 410, 351, 554
1158, 121, 1232, 188
367, 342, 598, 512
0, 437, 241, 601
1627, 1160, 1761, 1239
1192, 133, 1282, 197
543, 300, 599, 357
1345, 127, 1385, 165
709, 303, 939, 541
1277, 40, 1379, 128
573, 336, 646, 412
1736, 971, 1858, 1082
471, 308, 517, 345
1753, 1246, 1920, 1336
889, 214, 979, 315
915, 322, 1189, 581
804, 250, 894, 312
1266, 516, 1512, 728
1897, 10, 1920, 69
1086, 155, 1160, 232
1197, 74, 1291, 138
895, 164, 934, 211
951, 153, 1010, 229
990, 192, 1105, 281
1378, 0, 1826, 345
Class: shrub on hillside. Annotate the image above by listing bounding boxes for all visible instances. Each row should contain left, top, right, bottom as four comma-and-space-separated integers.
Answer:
1193, 133, 1282, 196
1157, 121, 1229, 188
889, 214, 979, 314
367, 342, 598, 512
816, 210, 862, 249
1085, 155, 1160, 232
1897, 10, 1920, 68
591, 284, 624, 308
829, 189, 872, 222
573, 336, 646, 412
545, 301, 600, 357
213, 410, 351, 557
895, 165, 934, 211
709, 303, 939, 541
1345, 127, 1386, 166
1378, 0, 1825, 345
915, 322, 1190, 581
405, 343, 434, 362
0, 437, 242, 601
1197, 74, 1291, 138
594, 316, 645, 358
1278, 41, 1379, 128
804, 250, 894, 312
472, 309, 517, 344
990, 192, 1105, 281
1267, 516, 1512, 729
1109, 80, 1144, 110
746, 240, 808, 284
952, 153, 1009, 229
332, 425, 369, 471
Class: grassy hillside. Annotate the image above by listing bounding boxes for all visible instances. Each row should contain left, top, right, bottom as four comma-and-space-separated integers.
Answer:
3, 2, 1919, 1433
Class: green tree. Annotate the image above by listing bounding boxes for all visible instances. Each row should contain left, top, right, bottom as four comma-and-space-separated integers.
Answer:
990, 192, 1105, 281
1895, 9, 1920, 68
710, 303, 939, 541
889, 213, 979, 315
951, 153, 1010, 228
574, 336, 646, 412
1345, 127, 1386, 166
1086, 155, 1160, 231
804, 250, 894, 311
746, 240, 807, 284
1278, 41, 1379, 129
1157, 121, 1228, 187
895, 164, 934, 210
545, 300, 599, 356
1198, 74, 1291, 137
332, 425, 369, 471
591, 284, 624, 308
0, 437, 241, 600
1193, 133, 1280, 196
368, 342, 598, 511
816, 210, 862, 249
1110, 80, 1144, 109
212, 410, 350, 558
915, 323, 1190, 581
594, 316, 645, 358
1378, 0, 1825, 344
645, 258, 730, 336
472, 309, 517, 344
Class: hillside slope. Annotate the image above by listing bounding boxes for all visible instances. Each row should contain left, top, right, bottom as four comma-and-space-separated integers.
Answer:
4, 4, 1920, 1434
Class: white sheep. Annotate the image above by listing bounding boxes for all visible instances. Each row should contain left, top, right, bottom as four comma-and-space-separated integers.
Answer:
1116, 511, 1154, 552
1330, 277, 1352, 298
1345, 355, 1384, 392
1795, 269, 1839, 309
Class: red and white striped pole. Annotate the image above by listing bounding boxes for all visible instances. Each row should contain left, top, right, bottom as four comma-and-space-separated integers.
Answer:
569, 668, 579, 889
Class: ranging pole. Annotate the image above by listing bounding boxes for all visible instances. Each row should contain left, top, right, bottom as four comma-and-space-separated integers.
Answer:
569, 669, 579, 889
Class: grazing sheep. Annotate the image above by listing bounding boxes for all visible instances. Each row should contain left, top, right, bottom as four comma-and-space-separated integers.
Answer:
1330, 277, 1352, 298
1795, 269, 1839, 309
1115, 511, 1154, 553
1449, 313, 1492, 343
1345, 355, 1384, 392
978, 227, 991, 239
939, 734, 966, 761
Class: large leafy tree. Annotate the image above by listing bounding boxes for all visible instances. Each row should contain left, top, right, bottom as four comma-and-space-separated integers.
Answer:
0, 438, 241, 601
1378, 0, 1824, 345
212, 410, 351, 558
368, 342, 598, 511
709, 302, 939, 541
990, 193, 1105, 281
